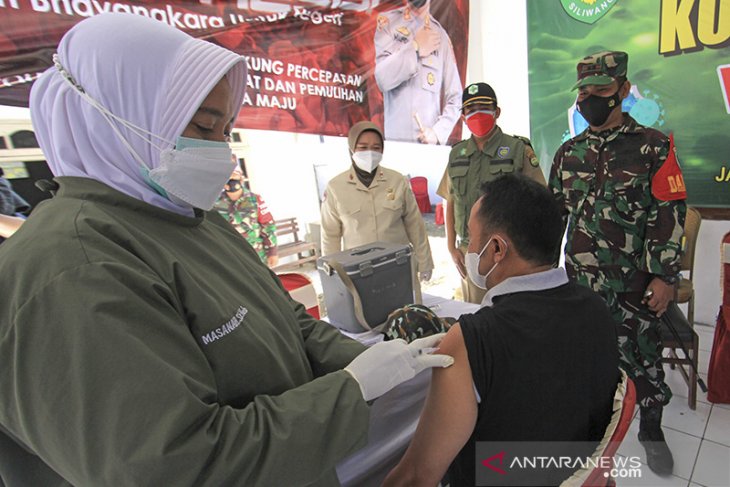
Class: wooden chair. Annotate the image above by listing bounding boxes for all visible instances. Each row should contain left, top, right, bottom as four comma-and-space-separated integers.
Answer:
676, 207, 702, 325
661, 206, 702, 410
271, 217, 318, 272
660, 304, 700, 409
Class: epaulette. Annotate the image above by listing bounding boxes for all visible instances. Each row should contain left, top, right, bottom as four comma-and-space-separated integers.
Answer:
513, 135, 534, 147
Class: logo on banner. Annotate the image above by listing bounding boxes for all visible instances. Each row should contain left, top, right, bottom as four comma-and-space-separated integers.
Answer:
718, 65, 730, 114
560, 0, 618, 24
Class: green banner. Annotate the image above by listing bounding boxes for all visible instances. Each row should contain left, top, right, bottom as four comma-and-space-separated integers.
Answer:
528, 0, 730, 208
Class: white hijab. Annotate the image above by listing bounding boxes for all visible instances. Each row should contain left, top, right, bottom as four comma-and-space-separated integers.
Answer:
29, 13, 247, 215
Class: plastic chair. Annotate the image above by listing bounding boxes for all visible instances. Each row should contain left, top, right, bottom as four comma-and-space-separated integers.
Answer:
435, 202, 444, 225
562, 370, 636, 486
277, 272, 320, 319
409, 176, 431, 214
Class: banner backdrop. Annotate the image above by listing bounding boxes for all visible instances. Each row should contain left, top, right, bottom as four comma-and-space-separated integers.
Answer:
527, 0, 729, 208
0, 0, 468, 144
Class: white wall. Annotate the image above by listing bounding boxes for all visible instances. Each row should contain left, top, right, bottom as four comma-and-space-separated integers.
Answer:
238, 130, 451, 245
467, 0, 531, 141
691, 221, 728, 326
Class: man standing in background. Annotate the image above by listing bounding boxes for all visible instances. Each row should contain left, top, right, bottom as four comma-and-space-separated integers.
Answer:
374, 0, 462, 144
550, 51, 686, 476
438, 82, 545, 304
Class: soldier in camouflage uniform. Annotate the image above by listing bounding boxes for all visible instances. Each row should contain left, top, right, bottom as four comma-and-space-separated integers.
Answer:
437, 82, 546, 304
214, 165, 278, 267
549, 51, 687, 476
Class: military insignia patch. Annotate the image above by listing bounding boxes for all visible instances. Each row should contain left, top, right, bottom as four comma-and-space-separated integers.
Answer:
460, 148, 467, 156
525, 146, 540, 167
427, 72, 435, 85
497, 146, 510, 158
396, 26, 410, 37
468, 84, 479, 95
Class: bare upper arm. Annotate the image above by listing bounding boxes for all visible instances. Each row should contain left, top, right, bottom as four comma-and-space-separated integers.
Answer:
383, 324, 478, 486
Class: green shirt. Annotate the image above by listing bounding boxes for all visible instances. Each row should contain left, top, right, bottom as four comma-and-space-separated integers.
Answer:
0, 177, 368, 486
441, 127, 528, 243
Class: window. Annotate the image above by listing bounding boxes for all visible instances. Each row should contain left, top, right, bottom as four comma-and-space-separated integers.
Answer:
10, 130, 39, 149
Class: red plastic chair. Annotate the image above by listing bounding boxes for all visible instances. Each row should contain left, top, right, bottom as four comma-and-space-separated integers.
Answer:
577, 371, 637, 486
435, 202, 445, 225
277, 272, 320, 319
409, 176, 431, 214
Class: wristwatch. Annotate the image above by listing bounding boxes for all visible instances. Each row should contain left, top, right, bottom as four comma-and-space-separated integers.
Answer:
659, 274, 680, 285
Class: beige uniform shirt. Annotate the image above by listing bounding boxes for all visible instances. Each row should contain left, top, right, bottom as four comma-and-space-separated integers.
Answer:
321, 166, 434, 273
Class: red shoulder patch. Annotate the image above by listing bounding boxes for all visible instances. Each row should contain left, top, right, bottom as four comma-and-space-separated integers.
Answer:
256, 194, 274, 223
652, 134, 687, 201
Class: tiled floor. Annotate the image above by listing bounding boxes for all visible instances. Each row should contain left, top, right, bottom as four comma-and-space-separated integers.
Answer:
616, 323, 730, 486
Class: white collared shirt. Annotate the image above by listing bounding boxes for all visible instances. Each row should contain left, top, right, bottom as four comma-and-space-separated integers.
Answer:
480, 267, 570, 307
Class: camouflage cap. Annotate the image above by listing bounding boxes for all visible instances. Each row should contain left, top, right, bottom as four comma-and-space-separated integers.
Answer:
572, 51, 628, 90
462, 82, 497, 110
382, 304, 455, 343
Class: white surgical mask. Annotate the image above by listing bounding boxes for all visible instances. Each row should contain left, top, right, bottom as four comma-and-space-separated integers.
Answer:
149, 136, 234, 211
352, 150, 383, 173
465, 237, 505, 290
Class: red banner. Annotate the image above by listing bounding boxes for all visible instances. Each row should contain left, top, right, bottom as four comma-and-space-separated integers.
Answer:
0, 0, 468, 143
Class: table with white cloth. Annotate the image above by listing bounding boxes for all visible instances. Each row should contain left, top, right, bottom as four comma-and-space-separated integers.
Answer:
335, 294, 480, 487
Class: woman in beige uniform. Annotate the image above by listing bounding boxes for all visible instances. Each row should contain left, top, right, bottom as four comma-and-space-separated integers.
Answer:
320, 121, 434, 282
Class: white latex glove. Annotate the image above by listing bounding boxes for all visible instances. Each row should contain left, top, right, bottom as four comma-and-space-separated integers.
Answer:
344, 333, 453, 401
417, 127, 439, 145
419, 270, 432, 282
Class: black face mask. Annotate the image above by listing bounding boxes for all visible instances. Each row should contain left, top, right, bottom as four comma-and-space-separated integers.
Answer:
409, 0, 428, 8
226, 179, 242, 192
576, 87, 622, 127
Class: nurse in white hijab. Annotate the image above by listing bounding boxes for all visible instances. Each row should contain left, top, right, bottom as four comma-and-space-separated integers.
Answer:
30, 12, 246, 214
0, 13, 452, 487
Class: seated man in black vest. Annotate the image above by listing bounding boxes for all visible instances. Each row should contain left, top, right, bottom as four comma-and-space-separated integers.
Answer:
384, 174, 620, 487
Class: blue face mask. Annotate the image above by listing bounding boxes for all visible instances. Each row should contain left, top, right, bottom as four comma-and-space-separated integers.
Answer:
175, 135, 230, 151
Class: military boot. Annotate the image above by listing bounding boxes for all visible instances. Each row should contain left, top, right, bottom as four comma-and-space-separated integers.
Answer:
638, 405, 674, 476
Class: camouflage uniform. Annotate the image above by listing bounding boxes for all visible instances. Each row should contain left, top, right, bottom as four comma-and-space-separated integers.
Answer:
214, 189, 277, 264
382, 304, 454, 342
549, 113, 686, 407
